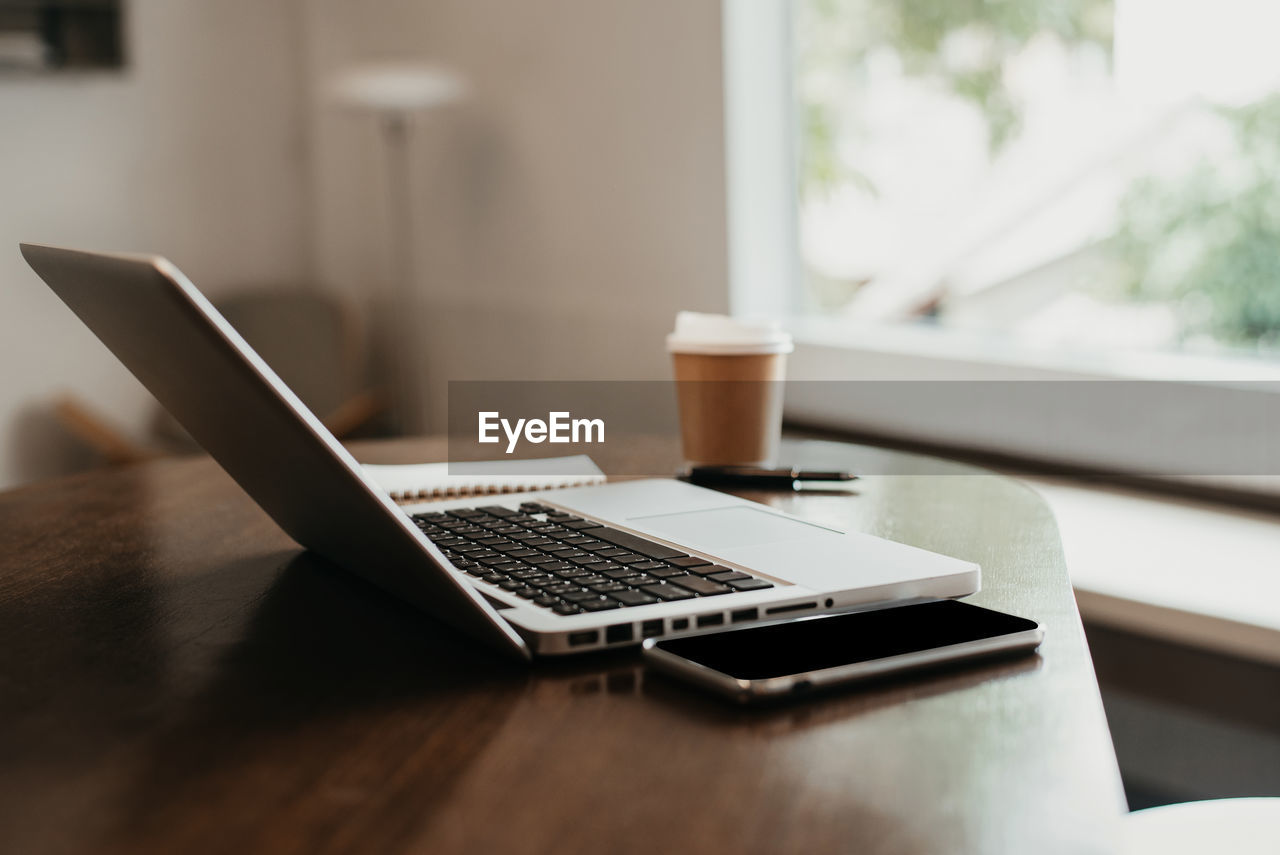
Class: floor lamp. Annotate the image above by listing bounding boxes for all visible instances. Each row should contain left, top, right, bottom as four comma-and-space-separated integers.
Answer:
330, 63, 465, 435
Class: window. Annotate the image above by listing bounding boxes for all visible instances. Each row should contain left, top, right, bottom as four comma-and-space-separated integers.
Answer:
793, 0, 1280, 363
722, 0, 1280, 484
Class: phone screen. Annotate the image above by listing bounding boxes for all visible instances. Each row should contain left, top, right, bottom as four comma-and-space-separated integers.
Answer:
652, 600, 1039, 681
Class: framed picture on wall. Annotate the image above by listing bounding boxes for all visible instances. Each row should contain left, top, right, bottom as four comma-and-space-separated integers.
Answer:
0, 0, 124, 73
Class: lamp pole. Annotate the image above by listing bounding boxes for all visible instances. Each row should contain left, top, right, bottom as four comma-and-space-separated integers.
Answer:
381, 110, 421, 435
329, 63, 465, 436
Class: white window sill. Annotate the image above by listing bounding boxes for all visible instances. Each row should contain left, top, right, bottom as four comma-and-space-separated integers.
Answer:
784, 319, 1280, 498
1023, 475, 1280, 667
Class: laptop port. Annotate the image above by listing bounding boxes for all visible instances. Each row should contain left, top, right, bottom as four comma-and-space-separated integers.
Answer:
568, 630, 599, 647
731, 607, 758, 623
605, 624, 634, 644
640, 619, 664, 638
671, 618, 689, 631
696, 613, 724, 628
765, 602, 817, 616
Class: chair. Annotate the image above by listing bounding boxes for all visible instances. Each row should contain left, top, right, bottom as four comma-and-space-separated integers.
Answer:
55, 288, 384, 465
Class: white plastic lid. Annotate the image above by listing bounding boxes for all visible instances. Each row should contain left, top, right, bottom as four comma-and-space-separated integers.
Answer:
665, 311, 794, 355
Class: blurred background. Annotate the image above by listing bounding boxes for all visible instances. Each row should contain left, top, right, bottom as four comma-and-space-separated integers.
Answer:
1, 0, 1278, 817
0, 0, 728, 486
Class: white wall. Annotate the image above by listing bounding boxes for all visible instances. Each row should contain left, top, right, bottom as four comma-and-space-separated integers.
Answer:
0, 0, 732, 485
302, 0, 730, 429
0, 0, 310, 486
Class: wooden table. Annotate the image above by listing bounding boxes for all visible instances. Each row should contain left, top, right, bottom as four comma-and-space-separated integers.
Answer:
0, 438, 1126, 854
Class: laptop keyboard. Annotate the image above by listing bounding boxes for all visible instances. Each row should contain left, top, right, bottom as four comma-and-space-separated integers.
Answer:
411, 501, 774, 616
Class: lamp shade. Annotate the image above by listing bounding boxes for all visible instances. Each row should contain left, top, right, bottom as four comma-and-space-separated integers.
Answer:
329, 62, 465, 114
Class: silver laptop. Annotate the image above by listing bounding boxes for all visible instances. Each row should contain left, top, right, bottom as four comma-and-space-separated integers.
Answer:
21, 244, 979, 661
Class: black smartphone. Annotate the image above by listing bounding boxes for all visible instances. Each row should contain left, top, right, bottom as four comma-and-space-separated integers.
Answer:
641, 600, 1043, 703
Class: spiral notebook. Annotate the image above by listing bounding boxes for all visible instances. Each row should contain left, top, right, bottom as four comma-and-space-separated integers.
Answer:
362, 454, 606, 503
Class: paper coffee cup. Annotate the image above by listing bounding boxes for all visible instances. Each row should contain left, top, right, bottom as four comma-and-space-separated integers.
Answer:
667, 312, 792, 466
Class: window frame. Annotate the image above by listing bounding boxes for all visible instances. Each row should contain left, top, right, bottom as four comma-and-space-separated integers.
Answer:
724, 0, 1280, 490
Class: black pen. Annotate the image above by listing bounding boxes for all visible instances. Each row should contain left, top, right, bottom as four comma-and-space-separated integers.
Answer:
684, 465, 858, 489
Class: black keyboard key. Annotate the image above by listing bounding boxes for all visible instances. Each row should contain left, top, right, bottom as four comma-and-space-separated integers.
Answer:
533, 594, 559, 607
603, 568, 639, 580
727, 577, 774, 591
521, 502, 553, 512
552, 602, 582, 616
481, 572, 508, 584
670, 575, 731, 596
477, 505, 519, 517
707, 570, 750, 582
577, 597, 619, 612
597, 548, 630, 558
613, 554, 647, 565
684, 564, 732, 577
568, 554, 605, 566
541, 561, 573, 572
492, 542, 526, 553
589, 582, 627, 593
562, 589, 602, 603
546, 583, 583, 596
610, 589, 661, 607
647, 566, 687, 579
535, 542, 568, 553
506, 548, 539, 558
577, 541, 612, 552
625, 573, 659, 586
498, 579, 524, 591
565, 520, 604, 531
591, 527, 687, 560
530, 577, 563, 589
640, 583, 696, 602
630, 560, 667, 571
478, 556, 517, 568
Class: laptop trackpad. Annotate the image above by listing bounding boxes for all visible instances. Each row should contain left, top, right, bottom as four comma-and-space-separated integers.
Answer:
629, 506, 839, 551
629, 506, 942, 590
